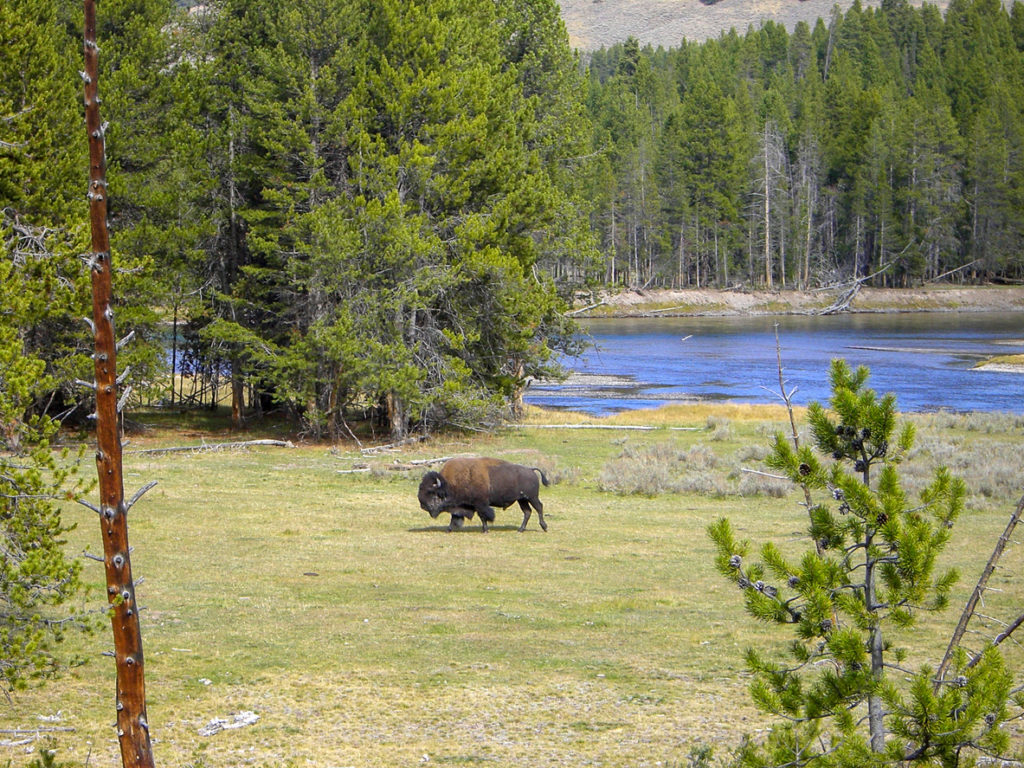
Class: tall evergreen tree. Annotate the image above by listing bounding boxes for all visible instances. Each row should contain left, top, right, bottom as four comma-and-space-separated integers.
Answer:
964, 83, 1024, 279
0, 0, 92, 691
671, 60, 745, 286
183, 0, 587, 438
1, 0, 92, 405
99, 0, 189, 401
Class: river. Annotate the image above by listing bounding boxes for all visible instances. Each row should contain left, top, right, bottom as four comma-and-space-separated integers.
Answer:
524, 312, 1024, 416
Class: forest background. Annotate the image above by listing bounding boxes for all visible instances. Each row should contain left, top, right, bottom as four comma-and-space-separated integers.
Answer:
4, 0, 1024, 445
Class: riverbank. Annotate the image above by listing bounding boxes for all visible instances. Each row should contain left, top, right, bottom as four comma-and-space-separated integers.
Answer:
573, 285, 1024, 374
577, 284, 1024, 318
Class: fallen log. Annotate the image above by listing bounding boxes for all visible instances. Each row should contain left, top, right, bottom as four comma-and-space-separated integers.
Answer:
128, 439, 294, 455
514, 424, 700, 431
360, 434, 428, 455
566, 300, 606, 316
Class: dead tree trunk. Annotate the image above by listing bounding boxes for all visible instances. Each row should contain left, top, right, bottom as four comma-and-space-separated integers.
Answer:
83, 3, 156, 767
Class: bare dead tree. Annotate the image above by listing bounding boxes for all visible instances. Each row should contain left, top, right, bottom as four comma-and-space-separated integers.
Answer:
82, 2, 156, 766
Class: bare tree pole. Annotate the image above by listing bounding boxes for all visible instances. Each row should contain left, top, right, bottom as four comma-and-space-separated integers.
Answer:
934, 491, 1024, 688
82, 3, 156, 766
768, 324, 822, 557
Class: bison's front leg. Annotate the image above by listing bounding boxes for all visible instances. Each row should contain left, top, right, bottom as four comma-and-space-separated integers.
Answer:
447, 515, 466, 532
476, 503, 496, 533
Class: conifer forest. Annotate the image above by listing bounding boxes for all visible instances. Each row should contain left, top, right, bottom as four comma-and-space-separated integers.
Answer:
4, 0, 1024, 439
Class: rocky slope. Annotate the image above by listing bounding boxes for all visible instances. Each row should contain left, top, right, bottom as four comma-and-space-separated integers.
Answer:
558, 0, 951, 49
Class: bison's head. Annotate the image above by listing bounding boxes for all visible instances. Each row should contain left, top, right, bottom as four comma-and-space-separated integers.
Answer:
418, 471, 449, 518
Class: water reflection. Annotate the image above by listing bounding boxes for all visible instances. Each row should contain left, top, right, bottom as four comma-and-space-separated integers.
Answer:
526, 312, 1024, 416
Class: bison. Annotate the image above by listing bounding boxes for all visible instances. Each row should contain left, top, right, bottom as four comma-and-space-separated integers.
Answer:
418, 457, 550, 533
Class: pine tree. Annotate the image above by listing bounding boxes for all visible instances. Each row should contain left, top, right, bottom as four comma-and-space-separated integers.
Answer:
709, 360, 1017, 765
1, 0, 94, 405
964, 82, 1024, 280
1, 0, 92, 684
0, 229, 92, 691
670, 59, 745, 286
99, 0, 200, 401
181, 0, 587, 438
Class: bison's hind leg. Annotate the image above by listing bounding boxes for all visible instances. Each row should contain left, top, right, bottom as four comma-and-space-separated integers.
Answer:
532, 496, 547, 532
517, 499, 532, 532
518, 498, 547, 532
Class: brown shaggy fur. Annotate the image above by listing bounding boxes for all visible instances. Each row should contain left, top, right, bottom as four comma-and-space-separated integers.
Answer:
418, 457, 549, 533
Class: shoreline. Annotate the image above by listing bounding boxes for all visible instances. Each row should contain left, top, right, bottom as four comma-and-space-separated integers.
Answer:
574, 284, 1024, 319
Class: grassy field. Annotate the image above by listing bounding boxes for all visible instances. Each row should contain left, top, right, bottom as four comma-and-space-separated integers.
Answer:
3, 404, 1024, 767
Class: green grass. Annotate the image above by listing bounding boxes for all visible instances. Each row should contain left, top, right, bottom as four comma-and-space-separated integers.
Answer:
4, 405, 1024, 766
975, 353, 1024, 368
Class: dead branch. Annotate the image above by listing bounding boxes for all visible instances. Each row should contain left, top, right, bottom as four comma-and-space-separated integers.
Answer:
925, 259, 982, 284
125, 481, 158, 511
566, 301, 606, 316
935, 491, 1024, 687
360, 435, 428, 455
740, 468, 788, 480
0, 727, 76, 735
408, 455, 455, 466
967, 611, 1024, 670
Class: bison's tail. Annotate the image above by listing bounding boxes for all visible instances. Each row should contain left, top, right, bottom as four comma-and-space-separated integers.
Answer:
532, 467, 550, 486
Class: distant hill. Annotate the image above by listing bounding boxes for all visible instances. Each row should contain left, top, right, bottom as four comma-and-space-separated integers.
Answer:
557, 0, 952, 49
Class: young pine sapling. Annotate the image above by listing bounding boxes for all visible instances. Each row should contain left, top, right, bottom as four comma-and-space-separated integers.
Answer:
709, 359, 1017, 766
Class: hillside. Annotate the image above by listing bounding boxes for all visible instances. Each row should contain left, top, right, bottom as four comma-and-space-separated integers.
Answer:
558, 0, 951, 49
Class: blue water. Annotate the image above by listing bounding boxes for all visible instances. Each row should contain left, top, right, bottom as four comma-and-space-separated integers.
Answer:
524, 312, 1024, 416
